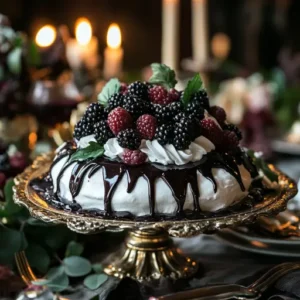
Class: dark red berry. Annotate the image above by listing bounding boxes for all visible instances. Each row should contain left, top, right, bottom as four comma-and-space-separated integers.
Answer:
122, 149, 147, 165
120, 83, 128, 94
209, 106, 226, 125
136, 114, 157, 140
200, 119, 223, 146
0, 172, 6, 188
107, 107, 133, 135
221, 130, 239, 152
169, 88, 180, 102
9, 152, 27, 170
148, 86, 172, 105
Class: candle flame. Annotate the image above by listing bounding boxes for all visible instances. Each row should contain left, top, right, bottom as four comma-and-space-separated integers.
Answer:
35, 25, 56, 47
75, 18, 92, 46
107, 23, 122, 49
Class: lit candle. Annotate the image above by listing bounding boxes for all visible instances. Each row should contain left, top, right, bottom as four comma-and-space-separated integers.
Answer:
66, 18, 99, 70
162, 0, 179, 70
192, 0, 209, 66
103, 23, 123, 79
35, 25, 56, 48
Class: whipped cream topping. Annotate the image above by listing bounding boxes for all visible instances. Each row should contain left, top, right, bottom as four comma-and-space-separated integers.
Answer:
77, 135, 97, 149
104, 137, 125, 159
140, 136, 215, 165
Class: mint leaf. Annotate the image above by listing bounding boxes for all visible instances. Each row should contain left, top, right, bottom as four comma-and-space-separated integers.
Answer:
70, 142, 104, 162
182, 74, 203, 107
149, 63, 177, 90
98, 78, 121, 106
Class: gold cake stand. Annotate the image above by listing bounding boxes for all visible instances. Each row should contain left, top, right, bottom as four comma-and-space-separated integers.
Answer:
13, 154, 297, 281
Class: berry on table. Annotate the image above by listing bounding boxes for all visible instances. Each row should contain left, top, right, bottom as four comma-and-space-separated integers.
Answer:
200, 119, 223, 146
122, 149, 147, 165
107, 107, 133, 135
209, 106, 226, 125
127, 81, 148, 99
155, 124, 173, 145
117, 128, 141, 150
94, 120, 114, 144
148, 86, 172, 105
136, 114, 157, 140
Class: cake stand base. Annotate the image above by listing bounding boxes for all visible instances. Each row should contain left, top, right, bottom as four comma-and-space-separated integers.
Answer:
103, 227, 198, 281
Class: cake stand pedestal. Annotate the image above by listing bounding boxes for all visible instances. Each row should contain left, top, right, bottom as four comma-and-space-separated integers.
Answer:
13, 154, 297, 281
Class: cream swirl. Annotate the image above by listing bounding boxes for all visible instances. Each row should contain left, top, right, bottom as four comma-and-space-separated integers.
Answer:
140, 136, 215, 165
104, 137, 124, 159
77, 134, 97, 149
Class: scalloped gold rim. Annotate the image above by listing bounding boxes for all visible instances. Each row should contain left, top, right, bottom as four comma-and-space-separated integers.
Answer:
13, 153, 298, 237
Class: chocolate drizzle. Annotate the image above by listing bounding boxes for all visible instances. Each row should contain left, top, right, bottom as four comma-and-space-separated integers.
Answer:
50, 146, 259, 218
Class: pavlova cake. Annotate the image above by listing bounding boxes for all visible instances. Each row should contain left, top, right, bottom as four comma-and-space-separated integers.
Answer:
32, 64, 278, 219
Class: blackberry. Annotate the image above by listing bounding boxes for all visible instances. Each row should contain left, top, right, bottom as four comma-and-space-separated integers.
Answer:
174, 112, 187, 122
168, 101, 183, 116
185, 101, 205, 121
123, 94, 147, 119
84, 103, 105, 124
127, 81, 148, 100
117, 129, 141, 150
155, 124, 173, 145
73, 118, 93, 140
94, 120, 114, 144
106, 93, 124, 111
173, 118, 193, 150
191, 90, 210, 110
154, 102, 182, 124
223, 124, 243, 140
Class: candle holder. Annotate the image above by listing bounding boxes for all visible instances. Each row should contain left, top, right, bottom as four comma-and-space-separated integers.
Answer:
13, 154, 297, 281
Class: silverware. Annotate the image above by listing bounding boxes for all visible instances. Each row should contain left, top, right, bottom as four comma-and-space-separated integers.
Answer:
149, 262, 300, 300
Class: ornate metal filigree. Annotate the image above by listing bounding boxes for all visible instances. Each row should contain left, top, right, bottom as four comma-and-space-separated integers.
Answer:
13, 154, 297, 238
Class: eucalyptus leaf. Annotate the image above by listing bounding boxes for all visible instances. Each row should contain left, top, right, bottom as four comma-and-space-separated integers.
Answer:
7, 47, 22, 75
84, 274, 108, 290
63, 256, 92, 277
98, 78, 121, 106
26, 244, 50, 274
44, 225, 76, 250
149, 63, 177, 90
70, 142, 104, 162
182, 74, 203, 107
65, 241, 84, 257
92, 263, 103, 274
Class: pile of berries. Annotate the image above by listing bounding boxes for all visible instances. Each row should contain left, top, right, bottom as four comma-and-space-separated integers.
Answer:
74, 80, 242, 165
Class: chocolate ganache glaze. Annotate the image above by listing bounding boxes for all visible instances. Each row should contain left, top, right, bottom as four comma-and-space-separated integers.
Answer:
39, 142, 259, 219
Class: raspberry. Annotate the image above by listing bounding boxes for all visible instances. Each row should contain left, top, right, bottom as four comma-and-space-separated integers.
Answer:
94, 120, 114, 144
117, 129, 141, 150
123, 94, 147, 119
223, 124, 242, 140
221, 130, 239, 152
107, 107, 133, 135
209, 106, 226, 125
122, 149, 147, 165
107, 93, 124, 111
127, 81, 148, 99
155, 124, 173, 145
169, 88, 180, 102
200, 119, 223, 146
148, 86, 172, 105
136, 114, 157, 140
120, 82, 128, 94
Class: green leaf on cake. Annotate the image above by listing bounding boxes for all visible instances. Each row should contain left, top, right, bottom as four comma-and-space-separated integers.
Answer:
149, 63, 177, 90
70, 142, 104, 162
181, 73, 203, 107
98, 78, 121, 107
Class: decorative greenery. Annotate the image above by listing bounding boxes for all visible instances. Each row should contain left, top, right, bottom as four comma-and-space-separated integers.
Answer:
98, 78, 121, 107
70, 142, 104, 162
247, 150, 279, 183
149, 63, 177, 90
181, 73, 203, 107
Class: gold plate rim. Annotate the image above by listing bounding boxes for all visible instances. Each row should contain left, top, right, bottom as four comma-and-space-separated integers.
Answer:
13, 153, 298, 237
